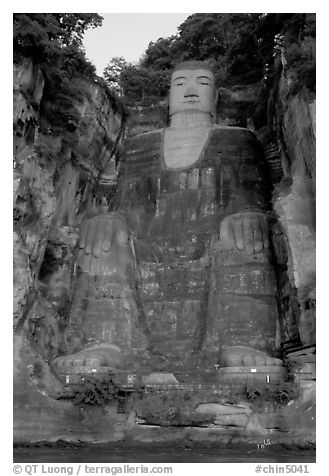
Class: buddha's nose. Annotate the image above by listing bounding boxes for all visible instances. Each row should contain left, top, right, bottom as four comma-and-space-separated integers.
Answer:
184, 84, 198, 97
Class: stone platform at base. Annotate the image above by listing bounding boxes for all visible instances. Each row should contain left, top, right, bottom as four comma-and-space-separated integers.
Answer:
217, 366, 286, 383
54, 365, 287, 388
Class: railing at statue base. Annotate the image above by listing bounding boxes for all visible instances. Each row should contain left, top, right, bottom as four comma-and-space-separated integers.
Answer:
54, 365, 288, 390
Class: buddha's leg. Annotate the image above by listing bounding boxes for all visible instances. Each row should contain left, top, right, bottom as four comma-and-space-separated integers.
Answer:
52, 272, 148, 372
51, 222, 149, 374
207, 236, 282, 368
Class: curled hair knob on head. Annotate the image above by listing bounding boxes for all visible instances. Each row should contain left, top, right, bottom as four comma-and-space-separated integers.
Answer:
172, 60, 217, 75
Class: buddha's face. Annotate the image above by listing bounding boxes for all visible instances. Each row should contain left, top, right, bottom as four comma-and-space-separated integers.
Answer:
169, 68, 217, 116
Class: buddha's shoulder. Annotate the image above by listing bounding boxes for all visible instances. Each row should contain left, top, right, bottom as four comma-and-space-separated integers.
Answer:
209, 124, 259, 146
121, 129, 163, 166
124, 129, 164, 147
211, 124, 256, 136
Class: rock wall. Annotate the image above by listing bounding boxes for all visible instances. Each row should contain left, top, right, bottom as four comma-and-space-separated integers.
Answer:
13, 57, 315, 446
13, 58, 126, 440
129, 384, 315, 448
271, 76, 316, 346
14, 58, 125, 332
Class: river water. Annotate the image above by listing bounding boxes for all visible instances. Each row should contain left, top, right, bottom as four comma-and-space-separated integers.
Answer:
14, 446, 315, 463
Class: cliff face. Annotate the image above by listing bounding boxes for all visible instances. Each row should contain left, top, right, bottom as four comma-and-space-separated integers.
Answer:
270, 74, 316, 347
13, 58, 315, 446
14, 58, 125, 334
13, 59, 126, 436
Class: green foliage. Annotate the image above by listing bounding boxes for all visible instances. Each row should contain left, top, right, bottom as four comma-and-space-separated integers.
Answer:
72, 376, 119, 405
103, 56, 127, 95
102, 13, 315, 126
13, 13, 103, 61
272, 381, 300, 403
243, 380, 300, 404
13, 14, 103, 134
136, 380, 300, 425
285, 42, 315, 94
176, 13, 226, 61
272, 13, 315, 96
137, 387, 237, 418
244, 381, 264, 401
141, 36, 178, 70
282, 357, 303, 382
103, 60, 171, 108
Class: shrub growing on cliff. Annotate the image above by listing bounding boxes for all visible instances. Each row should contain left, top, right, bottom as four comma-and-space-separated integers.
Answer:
72, 377, 119, 405
243, 381, 300, 404
243, 381, 266, 401
282, 356, 302, 382
272, 381, 300, 404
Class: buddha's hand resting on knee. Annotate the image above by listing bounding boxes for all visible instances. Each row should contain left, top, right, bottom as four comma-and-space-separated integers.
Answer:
77, 213, 134, 275
219, 212, 269, 255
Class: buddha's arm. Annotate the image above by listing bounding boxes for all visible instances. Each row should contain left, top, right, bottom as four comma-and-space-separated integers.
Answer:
219, 142, 271, 255
77, 130, 162, 274
77, 179, 157, 275
220, 211, 269, 255
77, 211, 134, 275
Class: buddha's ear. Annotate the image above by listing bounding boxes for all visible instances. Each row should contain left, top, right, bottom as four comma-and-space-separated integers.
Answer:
211, 89, 219, 122
163, 94, 170, 125
214, 89, 219, 106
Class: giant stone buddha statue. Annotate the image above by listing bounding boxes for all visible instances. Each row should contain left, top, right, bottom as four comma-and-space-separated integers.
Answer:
53, 61, 283, 377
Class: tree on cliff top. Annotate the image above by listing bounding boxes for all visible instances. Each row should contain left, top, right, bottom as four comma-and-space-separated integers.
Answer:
13, 14, 104, 132
14, 13, 103, 63
102, 13, 315, 127
103, 57, 128, 95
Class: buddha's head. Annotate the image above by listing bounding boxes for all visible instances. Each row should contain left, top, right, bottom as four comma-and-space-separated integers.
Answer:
169, 60, 218, 119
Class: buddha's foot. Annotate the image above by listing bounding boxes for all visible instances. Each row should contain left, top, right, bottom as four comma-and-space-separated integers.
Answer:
218, 346, 285, 383
51, 344, 123, 374
220, 345, 282, 367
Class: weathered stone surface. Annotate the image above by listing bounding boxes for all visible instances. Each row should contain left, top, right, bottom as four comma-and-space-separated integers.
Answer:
196, 402, 252, 427
14, 333, 125, 443
13, 231, 33, 330
217, 365, 286, 383
143, 373, 179, 385
65, 272, 148, 362
13, 58, 125, 336
14, 58, 45, 109
13, 59, 45, 162
207, 293, 278, 354
244, 414, 266, 434
196, 402, 252, 416
274, 179, 315, 291
13, 58, 316, 447
13, 58, 127, 442
272, 81, 316, 345
214, 414, 249, 427
64, 120, 280, 371
281, 93, 315, 190
265, 382, 315, 435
